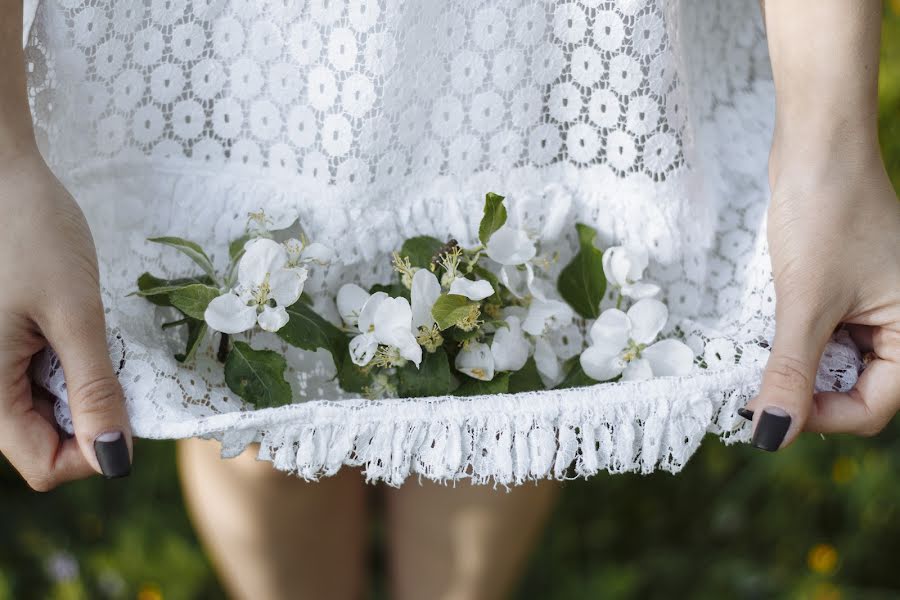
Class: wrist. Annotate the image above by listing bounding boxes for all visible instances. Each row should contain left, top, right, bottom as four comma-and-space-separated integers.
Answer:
768, 113, 883, 193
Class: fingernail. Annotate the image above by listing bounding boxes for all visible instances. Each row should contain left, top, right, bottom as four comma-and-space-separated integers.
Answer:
94, 432, 131, 479
751, 408, 791, 452
737, 407, 754, 421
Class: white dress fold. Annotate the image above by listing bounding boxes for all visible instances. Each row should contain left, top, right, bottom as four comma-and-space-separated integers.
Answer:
23, 0, 862, 484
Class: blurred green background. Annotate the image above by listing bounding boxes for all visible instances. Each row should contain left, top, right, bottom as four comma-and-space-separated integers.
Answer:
4, 7, 900, 600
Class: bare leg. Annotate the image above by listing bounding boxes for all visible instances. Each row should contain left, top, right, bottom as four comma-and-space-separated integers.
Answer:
385, 479, 559, 600
177, 438, 368, 600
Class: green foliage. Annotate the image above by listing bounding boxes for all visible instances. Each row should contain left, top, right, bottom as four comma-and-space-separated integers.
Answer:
147, 236, 218, 280
398, 236, 444, 269
224, 341, 292, 408
431, 294, 477, 330
508, 357, 545, 393
174, 319, 207, 363
134, 272, 214, 307
557, 223, 606, 320
478, 192, 508, 245
397, 348, 452, 398
277, 300, 349, 370
454, 372, 510, 396
167, 284, 220, 320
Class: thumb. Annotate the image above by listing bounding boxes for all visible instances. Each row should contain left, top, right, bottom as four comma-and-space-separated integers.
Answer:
41, 295, 132, 478
744, 302, 836, 451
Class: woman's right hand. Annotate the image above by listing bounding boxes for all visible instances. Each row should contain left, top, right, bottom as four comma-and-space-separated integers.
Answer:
0, 149, 132, 489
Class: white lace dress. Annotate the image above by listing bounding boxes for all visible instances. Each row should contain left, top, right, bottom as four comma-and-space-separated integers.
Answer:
23, 0, 862, 485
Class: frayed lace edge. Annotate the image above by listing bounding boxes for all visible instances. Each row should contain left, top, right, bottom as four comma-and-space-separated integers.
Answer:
135, 364, 761, 486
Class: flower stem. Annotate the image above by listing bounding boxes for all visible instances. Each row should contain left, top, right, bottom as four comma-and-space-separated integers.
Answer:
615, 292, 623, 310
217, 333, 230, 363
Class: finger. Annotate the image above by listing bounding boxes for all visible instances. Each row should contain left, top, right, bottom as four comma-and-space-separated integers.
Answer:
0, 364, 95, 490
845, 324, 874, 354
40, 292, 132, 478
806, 360, 900, 435
745, 301, 836, 451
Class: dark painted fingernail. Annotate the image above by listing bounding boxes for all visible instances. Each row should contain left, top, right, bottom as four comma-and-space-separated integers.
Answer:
94, 432, 131, 479
751, 408, 791, 452
737, 407, 754, 421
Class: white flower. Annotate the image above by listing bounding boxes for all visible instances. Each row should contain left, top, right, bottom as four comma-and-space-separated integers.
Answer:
522, 298, 573, 336
485, 225, 537, 265
448, 277, 494, 301
284, 238, 333, 266
336, 283, 370, 328
601, 245, 660, 299
205, 238, 308, 334
579, 298, 693, 382
498, 263, 536, 299
455, 341, 495, 381
490, 316, 529, 372
410, 269, 442, 330
338, 286, 422, 368
534, 337, 563, 387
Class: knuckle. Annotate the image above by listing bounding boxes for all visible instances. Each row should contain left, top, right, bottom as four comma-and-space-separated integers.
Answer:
71, 375, 123, 417
764, 354, 812, 395
25, 472, 57, 493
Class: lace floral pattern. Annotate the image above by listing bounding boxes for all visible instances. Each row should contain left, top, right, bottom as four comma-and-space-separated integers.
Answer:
24, 0, 863, 484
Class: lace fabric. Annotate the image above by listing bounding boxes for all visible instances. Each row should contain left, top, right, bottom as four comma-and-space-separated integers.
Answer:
24, 0, 862, 484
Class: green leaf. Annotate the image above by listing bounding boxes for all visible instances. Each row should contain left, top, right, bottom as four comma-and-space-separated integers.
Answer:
134, 272, 214, 307
148, 236, 218, 280
224, 341, 292, 408
431, 294, 477, 331
508, 357, 546, 393
399, 236, 444, 269
336, 358, 374, 394
478, 192, 507, 245
557, 223, 606, 319
228, 234, 253, 261
277, 301, 349, 370
554, 356, 601, 390
454, 373, 510, 397
397, 348, 452, 398
168, 284, 221, 320
174, 319, 207, 363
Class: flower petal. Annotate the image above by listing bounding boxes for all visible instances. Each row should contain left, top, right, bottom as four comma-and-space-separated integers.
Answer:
349, 333, 379, 366
257, 304, 289, 332
411, 269, 442, 330
373, 297, 413, 347
449, 278, 494, 301
394, 332, 423, 367
523, 298, 574, 336
588, 308, 631, 348
299, 242, 333, 264
534, 337, 562, 387
579, 345, 625, 382
337, 284, 371, 327
621, 357, 652, 381
269, 267, 308, 307
358, 291, 388, 334
621, 281, 660, 300
204, 293, 258, 334
626, 298, 667, 345
601, 246, 631, 288
491, 316, 529, 372
238, 238, 288, 288
499, 263, 534, 299
485, 226, 537, 266
455, 342, 495, 381
642, 339, 694, 377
